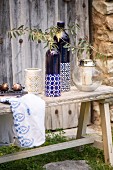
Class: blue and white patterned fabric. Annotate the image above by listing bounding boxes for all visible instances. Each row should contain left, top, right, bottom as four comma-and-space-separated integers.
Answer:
0, 94, 45, 148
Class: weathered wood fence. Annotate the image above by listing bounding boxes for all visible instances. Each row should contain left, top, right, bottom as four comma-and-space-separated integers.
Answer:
0, 0, 90, 129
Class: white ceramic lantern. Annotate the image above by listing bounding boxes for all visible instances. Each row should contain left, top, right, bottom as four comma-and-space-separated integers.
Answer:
72, 59, 102, 92
24, 68, 43, 94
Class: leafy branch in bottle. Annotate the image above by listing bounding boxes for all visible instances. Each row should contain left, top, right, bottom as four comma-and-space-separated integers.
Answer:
8, 25, 59, 50
8, 24, 108, 60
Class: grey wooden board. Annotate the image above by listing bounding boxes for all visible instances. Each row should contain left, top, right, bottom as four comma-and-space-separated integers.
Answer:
0, 137, 94, 164
0, 0, 13, 88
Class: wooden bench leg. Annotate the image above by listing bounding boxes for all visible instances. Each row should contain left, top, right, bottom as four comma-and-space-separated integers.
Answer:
76, 102, 91, 139
99, 101, 113, 165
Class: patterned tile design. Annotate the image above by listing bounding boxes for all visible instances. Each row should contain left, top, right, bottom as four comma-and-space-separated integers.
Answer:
60, 63, 71, 92
45, 74, 61, 97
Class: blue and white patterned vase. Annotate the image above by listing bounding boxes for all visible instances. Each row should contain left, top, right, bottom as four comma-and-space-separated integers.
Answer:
54, 21, 71, 92
45, 48, 61, 97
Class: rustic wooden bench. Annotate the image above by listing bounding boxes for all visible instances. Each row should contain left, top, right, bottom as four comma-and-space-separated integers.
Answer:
0, 85, 113, 165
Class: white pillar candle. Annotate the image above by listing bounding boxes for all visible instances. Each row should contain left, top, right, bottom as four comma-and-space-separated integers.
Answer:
81, 66, 93, 85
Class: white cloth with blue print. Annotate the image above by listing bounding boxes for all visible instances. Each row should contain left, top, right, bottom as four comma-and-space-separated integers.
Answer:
0, 94, 45, 148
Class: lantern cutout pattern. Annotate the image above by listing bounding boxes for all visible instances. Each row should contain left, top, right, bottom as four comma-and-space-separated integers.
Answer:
24, 68, 43, 94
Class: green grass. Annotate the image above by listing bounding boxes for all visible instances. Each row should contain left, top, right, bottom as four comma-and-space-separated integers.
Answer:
0, 130, 113, 170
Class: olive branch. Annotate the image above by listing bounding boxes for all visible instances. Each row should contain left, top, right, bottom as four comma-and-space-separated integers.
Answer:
8, 25, 59, 50
8, 24, 108, 60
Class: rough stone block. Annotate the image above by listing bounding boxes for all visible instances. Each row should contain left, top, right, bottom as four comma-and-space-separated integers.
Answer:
93, 1, 113, 14
106, 15, 113, 30
97, 30, 113, 42
92, 8, 105, 26
43, 160, 91, 170
106, 58, 113, 73
99, 42, 113, 56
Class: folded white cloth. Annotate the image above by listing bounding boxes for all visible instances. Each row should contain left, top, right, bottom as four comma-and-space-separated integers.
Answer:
0, 94, 45, 148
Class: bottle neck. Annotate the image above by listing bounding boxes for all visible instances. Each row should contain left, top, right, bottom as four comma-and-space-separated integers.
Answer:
57, 26, 64, 31
50, 43, 58, 50
57, 21, 65, 28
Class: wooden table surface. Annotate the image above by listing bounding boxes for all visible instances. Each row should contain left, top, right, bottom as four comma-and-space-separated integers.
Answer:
41, 85, 113, 106
0, 85, 113, 114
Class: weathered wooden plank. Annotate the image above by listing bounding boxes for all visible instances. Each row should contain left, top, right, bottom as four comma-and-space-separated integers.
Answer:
62, 104, 69, 129
51, 105, 63, 130
45, 107, 52, 129
0, 103, 11, 115
0, 0, 13, 87
67, 0, 76, 75
75, 0, 89, 40
0, 114, 14, 144
0, 136, 94, 164
62, 103, 78, 129
58, 0, 65, 21
55, 0, 59, 23
41, 0, 48, 87
9, 0, 32, 85
99, 101, 113, 165
75, 0, 89, 61
47, 0, 55, 27
76, 102, 90, 139
29, 0, 46, 73
18, 0, 32, 85
45, 102, 81, 130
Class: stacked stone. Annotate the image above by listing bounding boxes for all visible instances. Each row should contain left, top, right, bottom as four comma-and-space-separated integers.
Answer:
92, 0, 113, 124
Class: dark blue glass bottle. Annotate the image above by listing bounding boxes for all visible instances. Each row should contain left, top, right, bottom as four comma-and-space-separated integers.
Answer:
54, 21, 71, 92
45, 48, 61, 97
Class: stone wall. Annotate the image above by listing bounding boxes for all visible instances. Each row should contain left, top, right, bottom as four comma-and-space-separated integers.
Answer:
92, 0, 113, 124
